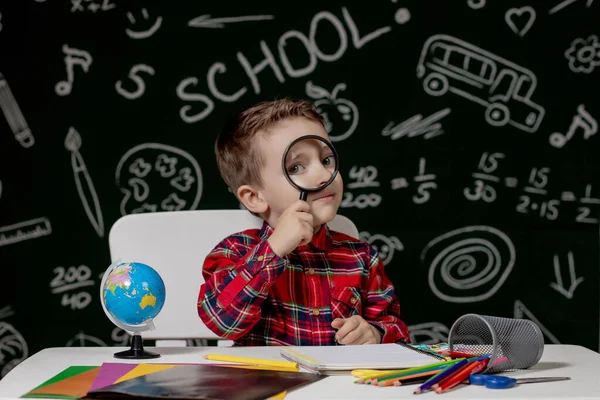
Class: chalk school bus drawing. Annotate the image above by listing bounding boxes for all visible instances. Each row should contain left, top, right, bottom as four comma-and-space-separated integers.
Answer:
417, 34, 545, 133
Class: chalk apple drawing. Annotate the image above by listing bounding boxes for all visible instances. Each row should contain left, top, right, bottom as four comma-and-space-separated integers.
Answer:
306, 81, 359, 142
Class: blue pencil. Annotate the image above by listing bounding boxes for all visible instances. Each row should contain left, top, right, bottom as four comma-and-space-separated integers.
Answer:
414, 358, 469, 394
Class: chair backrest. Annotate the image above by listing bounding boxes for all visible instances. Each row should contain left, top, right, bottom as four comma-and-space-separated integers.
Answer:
107, 210, 359, 340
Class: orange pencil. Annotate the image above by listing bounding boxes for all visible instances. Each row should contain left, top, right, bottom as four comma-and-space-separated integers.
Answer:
434, 359, 490, 393
376, 370, 440, 387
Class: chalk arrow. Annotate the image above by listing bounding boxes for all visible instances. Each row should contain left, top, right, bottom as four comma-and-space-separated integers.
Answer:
549, 252, 584, 299
188, 14, 274, 29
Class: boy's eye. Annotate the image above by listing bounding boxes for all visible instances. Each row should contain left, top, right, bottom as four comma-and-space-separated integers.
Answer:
322, 156, 334, 166
287, 164, 305, 174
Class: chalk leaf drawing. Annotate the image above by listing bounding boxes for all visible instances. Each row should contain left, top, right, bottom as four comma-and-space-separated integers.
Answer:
564, 34, 600, 74
126, 8, 162, 39
115, 143, 203, 216
514, 300, 560, 344
115, 64, 155, 100
0, 306, 28, 378
549, 252, 584, 299
55, 45, 92, 96
408, 322, 449, 345
360, 231, 403, 265
420, 226, 515, 303
0, 73, 35, 148
306, 81, 358, 142
65, 127, 104, 237
417, 34, 545, 133
382, 108, 451, 140
188, 14, 274, 29
505, 7, 536, 37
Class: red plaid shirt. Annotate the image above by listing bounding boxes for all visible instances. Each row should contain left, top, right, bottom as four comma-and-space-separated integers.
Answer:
197, 222, 410, 346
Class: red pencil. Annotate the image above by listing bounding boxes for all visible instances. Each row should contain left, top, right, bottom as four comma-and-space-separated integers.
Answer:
438, 350, 484, 359
434, 359, 490, 393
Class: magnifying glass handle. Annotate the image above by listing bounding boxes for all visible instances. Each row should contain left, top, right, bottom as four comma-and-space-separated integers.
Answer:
299, 190, 308, 201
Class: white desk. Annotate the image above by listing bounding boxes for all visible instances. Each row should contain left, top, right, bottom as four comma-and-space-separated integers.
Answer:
0, 345, 598, 399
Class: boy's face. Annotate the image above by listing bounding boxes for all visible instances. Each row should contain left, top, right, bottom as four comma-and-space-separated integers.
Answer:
257, 117, 344, 229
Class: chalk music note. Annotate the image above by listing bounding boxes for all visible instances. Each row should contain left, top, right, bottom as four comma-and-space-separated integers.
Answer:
549, 104, 597, 148
55, 45, 93, 96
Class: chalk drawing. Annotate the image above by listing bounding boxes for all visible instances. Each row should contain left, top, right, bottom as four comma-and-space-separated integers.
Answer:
360, 231, 403, 265
65, 331, 107, 347
126, 8, 162, 39
115, 64, 155, 100
550, 104, 597, 148
115, 143, 202, 216
188, 14, 274, 29
50, 265, 94, 310
549, 0, 594, 14
71, 0, 115, 13
408, 322, 449, 344
382, 108, 451, 140
55, 45, 92, 96
514, 300, 560, 344
421, 226, 515, 303
394, 8, 411, 25
0, 12, 3, 32
347, 166, 380, 189
0, 181, 2, 202
0, 73, 34, 148
505, 7, 536, 37
549, 252, 584, 299
0, 217, 52, 247
0, 307, 28, 378
111, 328, 130, 346
565, 35, 600, 74
417, 34, 545, 133
467, 0, 486, 9
65, 127, 104, 237
306, 81, 358, 142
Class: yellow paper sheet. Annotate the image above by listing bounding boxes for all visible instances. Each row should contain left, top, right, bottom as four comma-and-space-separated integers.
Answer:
114, 364, 175, 383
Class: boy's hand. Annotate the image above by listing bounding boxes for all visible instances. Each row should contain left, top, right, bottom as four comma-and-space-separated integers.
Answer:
268, 200, 314, 257
331, 316, 382, 345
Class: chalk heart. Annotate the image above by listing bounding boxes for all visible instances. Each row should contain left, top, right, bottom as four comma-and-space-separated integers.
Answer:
505, 6, 536, 37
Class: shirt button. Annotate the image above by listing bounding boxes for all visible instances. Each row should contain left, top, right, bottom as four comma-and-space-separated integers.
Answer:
312, 308, 320, 316
350, 297, 357, 305
257, 255, 264, 261
307, 268, 315, 275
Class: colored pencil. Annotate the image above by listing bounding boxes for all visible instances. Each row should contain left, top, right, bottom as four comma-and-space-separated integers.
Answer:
376, 369, 440, 387
414, 358, 469, 394
434, 358, 490, 393
368, 358, 463, 382
371, 362, 459, 384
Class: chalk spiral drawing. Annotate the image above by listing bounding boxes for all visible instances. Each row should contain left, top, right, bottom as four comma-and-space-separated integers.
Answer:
360, 231, 403, 265
505, 7, 536, 37
0, 73, 34, 148
549, 0, 594, 14
382, 108, 451, 140
467, 0, 486, 10
514, 300, 560, 344
550, 252, 584, 299
564, 35, 600, 74
306, 81, 358, 142
0, 217, 52, 248
420, 226, 515, 303
115, 64, 156, 100
417, 34, 545, 133
115, 143, 203, 216
0, 306, 28, 378
408, 322, 449, 345
188, 14, 275, 29
549, 104, 597, 148
126, 8, 162, 39
65, 331, 106, 347
55, 45, 92, 96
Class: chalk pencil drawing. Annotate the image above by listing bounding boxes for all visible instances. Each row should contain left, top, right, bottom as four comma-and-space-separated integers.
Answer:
549, 104, 597, 148
65, 331, 107, 347
549, 252, 584, 299
188, 14, 274, 29
420, 226, 515, 303
115, 143, 202, 216
126, 8, 162, 39
360, 231, 403, 265
514, 300, 560, 344
0, 217, 52, 247
505, 7, 536, 37
65, 128, 104, 237
549, 0, 594, 14
467, 0, 486, 9
306, 81, 358, 142
417, 34, 545, 133
55, 44, 92, 96
115, 64, 155, 100
0, 306, 28, 378
564, 35, 600, 74
0, 73, 34, 148
0, 12, 3, 32
382, 108, 451, 140
408, 322, 449, 344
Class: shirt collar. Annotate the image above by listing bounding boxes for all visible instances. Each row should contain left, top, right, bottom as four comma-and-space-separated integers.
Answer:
260, 221, 332, 252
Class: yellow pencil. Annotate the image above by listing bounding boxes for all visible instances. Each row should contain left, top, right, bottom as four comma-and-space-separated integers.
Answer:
203, 354, 298, 369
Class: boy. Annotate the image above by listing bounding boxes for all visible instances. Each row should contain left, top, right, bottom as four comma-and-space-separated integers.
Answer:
197, 98, 410, 346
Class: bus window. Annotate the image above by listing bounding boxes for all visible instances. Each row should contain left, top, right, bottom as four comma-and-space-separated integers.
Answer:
515, 75, 533, 99
448, 48, 466, 68
431, 43, 447, 62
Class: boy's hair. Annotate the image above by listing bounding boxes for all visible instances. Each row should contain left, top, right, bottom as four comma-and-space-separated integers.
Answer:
215, 98, 324, 193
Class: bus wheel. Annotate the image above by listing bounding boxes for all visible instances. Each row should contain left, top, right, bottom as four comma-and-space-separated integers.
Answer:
423, 73, 448, 96
485, 103, 510, 127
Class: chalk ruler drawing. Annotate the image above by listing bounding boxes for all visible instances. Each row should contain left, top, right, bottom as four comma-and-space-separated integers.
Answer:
115, 64, 155, 100
0, 217, 52, 247
55, 45, 92, 96
467, 0, 486, 9
360, 232, 403, 265
115, 143, 203, 216
549, 0, 594, 14
550, 104, 597, 148
0, 73, 34, 148
564, 35, 600, 74
420, 226, 515, 303
382, 108, 451, 140
417, 34, 545, 133
65, 331, 106, 347
505, 7, 536, 37
549, 252, 584, 299
50, 265, 94, 310
65, 128, 104, 237
0, 306, 28, 378
188, 14, 274, 29
126, 8, 162, 39
514, 300, 560, 344
408, 322, 449, 344
306, 81, 358, 142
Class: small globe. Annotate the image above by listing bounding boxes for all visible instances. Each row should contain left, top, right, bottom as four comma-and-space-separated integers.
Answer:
101, 262, 166, 331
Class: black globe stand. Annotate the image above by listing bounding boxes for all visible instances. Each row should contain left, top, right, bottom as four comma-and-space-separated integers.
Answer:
113, 333, 160, 359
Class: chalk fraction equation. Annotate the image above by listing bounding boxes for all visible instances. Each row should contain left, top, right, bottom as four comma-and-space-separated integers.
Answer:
391, 158, 438, 204
341, 165, 381, 209
49, 265, 94, 310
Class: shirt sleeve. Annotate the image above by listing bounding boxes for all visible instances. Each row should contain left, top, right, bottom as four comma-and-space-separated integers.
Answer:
362, 246, 411, 344
197, 234, 288, 340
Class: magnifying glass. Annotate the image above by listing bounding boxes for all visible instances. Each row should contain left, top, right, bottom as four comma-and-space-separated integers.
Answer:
282, 134, 339, 201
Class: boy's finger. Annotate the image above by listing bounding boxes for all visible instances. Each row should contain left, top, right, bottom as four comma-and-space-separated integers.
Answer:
339, 329, 362, 345
289, 200, 310, 213
335, 317, 360, 340
331, 318, 346, 329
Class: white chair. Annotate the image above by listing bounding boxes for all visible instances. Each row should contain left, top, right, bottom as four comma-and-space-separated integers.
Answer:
108, 209, 359, 346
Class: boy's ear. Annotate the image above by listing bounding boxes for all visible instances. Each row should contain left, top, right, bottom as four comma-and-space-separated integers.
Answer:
237, 184, 268, 214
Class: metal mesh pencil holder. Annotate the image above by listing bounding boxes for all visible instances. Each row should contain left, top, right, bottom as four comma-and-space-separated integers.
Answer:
448, 313, 545, 373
